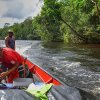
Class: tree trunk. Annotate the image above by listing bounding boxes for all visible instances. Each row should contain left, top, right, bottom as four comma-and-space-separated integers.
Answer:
61, 18, 88, 42
91, 0, 100, 20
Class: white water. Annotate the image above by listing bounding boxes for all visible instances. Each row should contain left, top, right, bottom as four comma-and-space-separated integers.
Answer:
16, 45, 31, 57
0, 40, 32, 57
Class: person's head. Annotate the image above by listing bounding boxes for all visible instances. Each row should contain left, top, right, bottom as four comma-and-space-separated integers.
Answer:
8, 30, 14, 37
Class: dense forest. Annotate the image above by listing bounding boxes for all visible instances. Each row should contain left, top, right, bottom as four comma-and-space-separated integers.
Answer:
0, 0, 100, 43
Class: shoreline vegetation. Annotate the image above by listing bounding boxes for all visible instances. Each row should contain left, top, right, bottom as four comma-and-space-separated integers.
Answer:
0, 0, 100, 44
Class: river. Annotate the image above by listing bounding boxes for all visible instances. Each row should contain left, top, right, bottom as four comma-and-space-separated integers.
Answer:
0, 40, 100, 99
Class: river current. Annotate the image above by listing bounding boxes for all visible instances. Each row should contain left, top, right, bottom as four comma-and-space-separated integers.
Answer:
0, 40, 100, 99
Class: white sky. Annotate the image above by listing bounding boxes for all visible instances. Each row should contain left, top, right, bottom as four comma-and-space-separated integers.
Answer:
0, 0, 42, 28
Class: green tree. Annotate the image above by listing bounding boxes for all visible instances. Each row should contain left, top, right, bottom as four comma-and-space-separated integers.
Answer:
33, 0, 63, 42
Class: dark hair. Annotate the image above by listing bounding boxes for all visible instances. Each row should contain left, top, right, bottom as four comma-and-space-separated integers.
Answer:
0, 47, 3, 51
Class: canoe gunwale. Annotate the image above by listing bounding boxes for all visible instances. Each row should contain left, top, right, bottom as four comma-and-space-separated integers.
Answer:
25, 59, 62, 85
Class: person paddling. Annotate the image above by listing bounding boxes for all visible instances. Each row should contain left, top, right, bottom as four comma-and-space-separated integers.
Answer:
5, 30, 15, 50
0, 47, 24, 83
